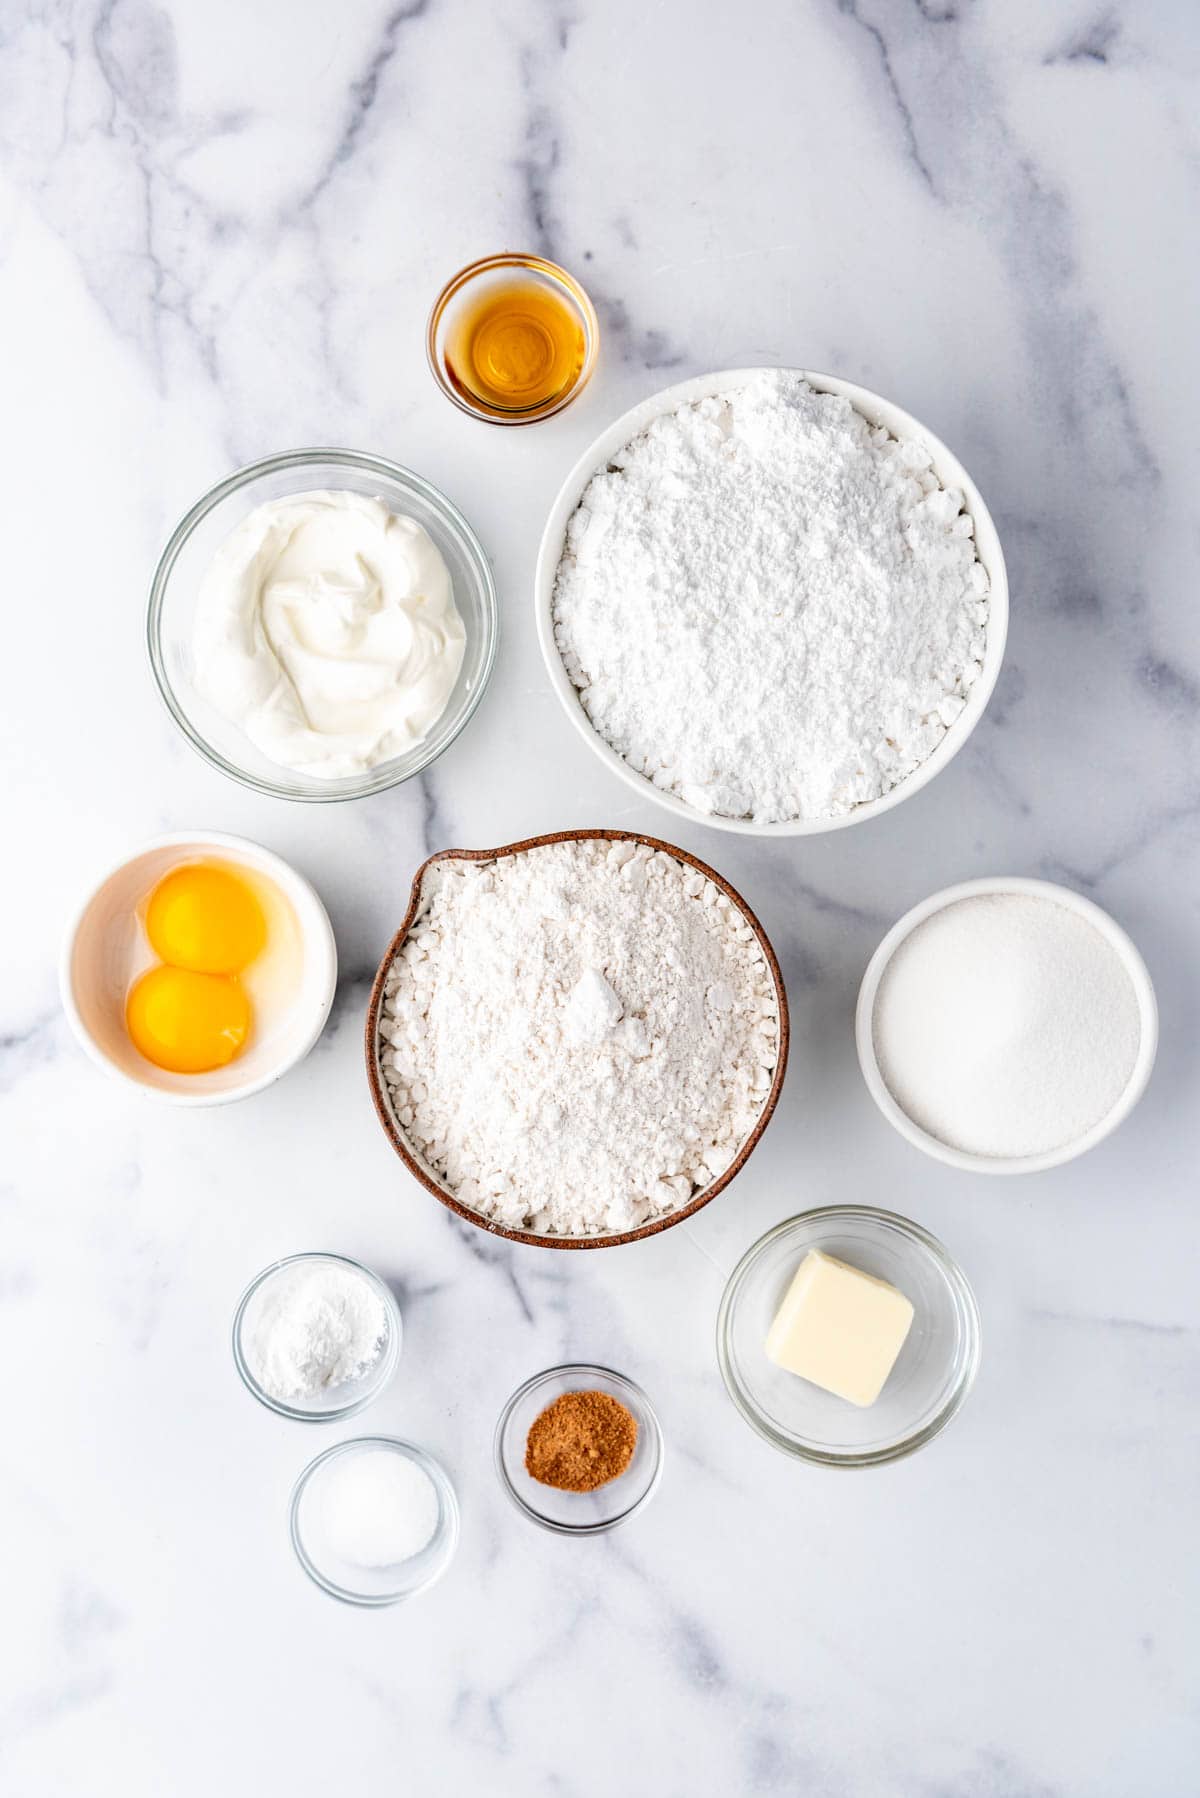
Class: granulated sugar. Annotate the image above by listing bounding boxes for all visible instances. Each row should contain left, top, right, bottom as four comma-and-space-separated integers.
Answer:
872, 892, 1143, 1159
378, 840, 780, 1236
552, 372, 989, 823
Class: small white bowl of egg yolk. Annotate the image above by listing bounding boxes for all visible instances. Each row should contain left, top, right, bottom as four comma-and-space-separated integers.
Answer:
60, 832, 337, 1105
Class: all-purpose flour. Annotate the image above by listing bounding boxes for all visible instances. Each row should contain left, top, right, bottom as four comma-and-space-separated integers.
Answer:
378, 840, 780, 1236
552, 373, 989, 823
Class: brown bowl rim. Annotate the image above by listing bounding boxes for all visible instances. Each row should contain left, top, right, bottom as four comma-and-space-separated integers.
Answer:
363, 829, 791, 1250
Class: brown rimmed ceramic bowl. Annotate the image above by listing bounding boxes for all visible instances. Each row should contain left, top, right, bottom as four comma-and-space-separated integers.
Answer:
364, 829, 790, 1250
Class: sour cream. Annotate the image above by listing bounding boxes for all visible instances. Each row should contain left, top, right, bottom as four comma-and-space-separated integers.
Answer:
193, 490, 466, 779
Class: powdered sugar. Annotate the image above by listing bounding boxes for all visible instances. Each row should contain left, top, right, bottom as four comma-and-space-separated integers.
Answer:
377, 839, 781, 1237
552, 372, 989, 823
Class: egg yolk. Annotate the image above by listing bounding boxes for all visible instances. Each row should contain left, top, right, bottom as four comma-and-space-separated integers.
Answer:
126, 966, 251, 1074
145, 864, 266, 975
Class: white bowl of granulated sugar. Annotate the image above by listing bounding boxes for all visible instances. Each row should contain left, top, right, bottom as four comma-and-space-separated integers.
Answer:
856, 877, 1158, 1174
536, 368, 1008, 837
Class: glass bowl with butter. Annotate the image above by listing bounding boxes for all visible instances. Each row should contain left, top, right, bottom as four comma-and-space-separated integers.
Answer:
717, 1207, 980, 1467
148, 449, 498, 802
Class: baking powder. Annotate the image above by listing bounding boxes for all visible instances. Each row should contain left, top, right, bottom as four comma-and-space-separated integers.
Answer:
250, 1261, 388, 1401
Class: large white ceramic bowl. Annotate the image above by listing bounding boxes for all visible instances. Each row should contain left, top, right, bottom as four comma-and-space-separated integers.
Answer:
536, 368, 1008, 837
855, 877, 1158, 1174
60, 831, 337, 1106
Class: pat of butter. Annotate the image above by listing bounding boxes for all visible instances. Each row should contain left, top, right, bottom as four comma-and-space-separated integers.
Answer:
765, 1250, 915, 1407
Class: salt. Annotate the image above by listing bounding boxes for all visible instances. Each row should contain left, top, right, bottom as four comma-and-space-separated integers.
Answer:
313, 1449, 440, 1569
871, 893, 1142, 1159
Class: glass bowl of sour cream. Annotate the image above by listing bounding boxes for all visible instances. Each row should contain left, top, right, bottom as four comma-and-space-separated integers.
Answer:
148, 449, 498, 801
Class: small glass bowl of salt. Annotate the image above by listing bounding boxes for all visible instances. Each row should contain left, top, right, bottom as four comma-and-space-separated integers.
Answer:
290, 1437, 460, 1606
232, 1252, 401, 1422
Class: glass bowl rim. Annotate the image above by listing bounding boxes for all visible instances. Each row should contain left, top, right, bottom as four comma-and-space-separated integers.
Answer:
716, 1205, 981, 1468
493, 1362, 664, 1534
289, 1434, 460, 1607
232, 1251, 402, 1423
146, 446, 499, 803
426, 252, 600, 426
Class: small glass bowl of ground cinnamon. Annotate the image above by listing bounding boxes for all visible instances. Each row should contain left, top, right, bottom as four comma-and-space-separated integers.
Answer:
494, 1364, 664, 1534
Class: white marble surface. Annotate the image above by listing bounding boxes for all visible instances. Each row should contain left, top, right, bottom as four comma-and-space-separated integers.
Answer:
2, 1, 1198, 1791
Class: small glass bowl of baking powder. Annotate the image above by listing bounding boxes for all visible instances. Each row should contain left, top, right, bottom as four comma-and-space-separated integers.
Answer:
232, 1252, 402, 1423
494, 1364, 664, 1534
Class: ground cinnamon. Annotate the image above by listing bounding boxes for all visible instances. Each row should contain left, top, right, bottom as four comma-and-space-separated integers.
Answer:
524, 1389, 638, 1492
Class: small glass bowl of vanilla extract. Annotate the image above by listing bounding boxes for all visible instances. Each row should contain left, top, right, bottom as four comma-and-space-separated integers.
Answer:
427, 253, 599, 424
